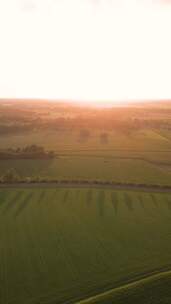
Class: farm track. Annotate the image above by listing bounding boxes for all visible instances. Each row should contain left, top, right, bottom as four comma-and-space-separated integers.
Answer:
21, 265, 171, 304
74, 266, 171, 304
0, 181, 171, 193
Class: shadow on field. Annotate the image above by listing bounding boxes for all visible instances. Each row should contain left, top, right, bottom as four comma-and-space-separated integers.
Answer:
150, 194, 158, 208
166, 198, 171, 210
44, 189, 57, 205
63, 190, 69, 203
52, 189, 59, 203
86, 189, 93, 206
0, 191, 9, 208
3, 191, 23, 214
124, 193, 134, 212
139, 195, 146, 211
111, 192, 118, 215
97, 191, 105, 217
14, 192, 33, 218
75, 190, 80, 199
37, 190, 46, 204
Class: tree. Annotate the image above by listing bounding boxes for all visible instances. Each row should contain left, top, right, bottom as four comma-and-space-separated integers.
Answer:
23, 145, 44, 153
48, 151, 56, 158
2, 168, 20, 183
79, 129, 90, 142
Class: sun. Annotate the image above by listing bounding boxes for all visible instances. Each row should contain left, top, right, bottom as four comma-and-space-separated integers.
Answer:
0, 0, 171, 103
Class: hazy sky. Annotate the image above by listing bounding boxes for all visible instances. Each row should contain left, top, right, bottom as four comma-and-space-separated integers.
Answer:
0, 0, 171, 103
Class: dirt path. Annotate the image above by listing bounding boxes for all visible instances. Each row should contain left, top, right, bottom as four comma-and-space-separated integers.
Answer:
74, 266, 171, 304
0, 181, 171, 193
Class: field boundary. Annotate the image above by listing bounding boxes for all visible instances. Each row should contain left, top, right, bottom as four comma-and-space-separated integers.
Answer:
0, 181, 171, 192
58, 153, 171, 166
74, 267, 171, 304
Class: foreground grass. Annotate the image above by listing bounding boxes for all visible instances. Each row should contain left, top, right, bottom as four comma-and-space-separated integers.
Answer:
0, 187, 171, 303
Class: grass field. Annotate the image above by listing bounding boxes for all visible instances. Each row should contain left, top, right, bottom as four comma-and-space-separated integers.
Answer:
1, 129, 171, 151
0, 156, 171, 185
1, 129, 171, 185
0, 187, 171, 303
79, 270, 171, 304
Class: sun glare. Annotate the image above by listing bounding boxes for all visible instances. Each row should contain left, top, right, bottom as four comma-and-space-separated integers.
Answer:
0, 0, 171, 104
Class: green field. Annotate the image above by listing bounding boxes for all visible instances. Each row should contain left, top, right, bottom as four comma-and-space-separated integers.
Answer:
0, 155, 171, 185
0, 187, 171, 303
1, 129, 171, 185
79, 271, 171, 304
1, 129, 171, 151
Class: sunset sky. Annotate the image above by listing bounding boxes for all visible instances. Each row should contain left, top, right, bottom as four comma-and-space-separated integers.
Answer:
0, 0, 171, 104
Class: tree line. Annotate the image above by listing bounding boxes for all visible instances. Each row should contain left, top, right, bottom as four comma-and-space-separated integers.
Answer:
0, 145, 56, 160
1, 168, 170, 190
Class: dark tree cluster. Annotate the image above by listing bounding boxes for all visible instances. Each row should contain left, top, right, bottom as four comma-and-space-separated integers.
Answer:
0, 145, 56, 160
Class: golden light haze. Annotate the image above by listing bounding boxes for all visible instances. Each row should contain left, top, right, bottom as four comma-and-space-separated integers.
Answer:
0, 0, 171, 105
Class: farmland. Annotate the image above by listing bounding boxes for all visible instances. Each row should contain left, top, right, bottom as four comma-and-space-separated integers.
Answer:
1, 101, 171, 185
78, 270, 171, 304
1, 127, 171, 185
0, 100, 171, 303
0, 187, 171, 303
0, 155, 171, 185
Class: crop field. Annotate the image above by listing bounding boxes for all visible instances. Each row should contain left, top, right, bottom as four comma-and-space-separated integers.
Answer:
1, 129, 171, 151
79, 270, 171, 303
0, 155, 171, 185
1, 128, 171, 185
0, 187, 171, 304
